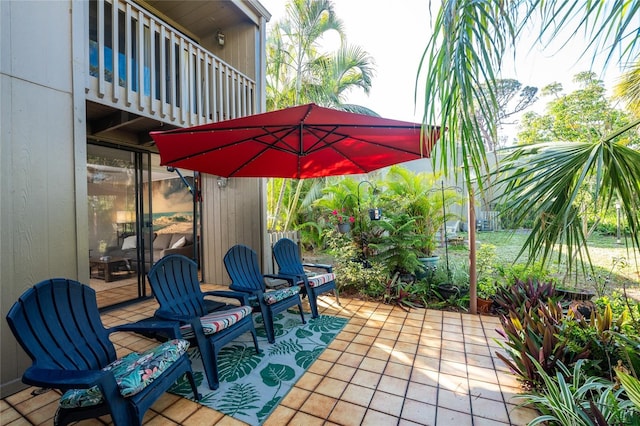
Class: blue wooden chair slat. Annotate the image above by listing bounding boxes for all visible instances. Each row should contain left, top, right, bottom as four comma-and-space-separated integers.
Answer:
148, 254, 261, 390
6, 278, 198, 426
272, 238, 340, 318
224, 245, 305, 343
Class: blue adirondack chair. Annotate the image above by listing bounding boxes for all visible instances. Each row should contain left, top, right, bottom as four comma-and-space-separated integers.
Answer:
224, 244, 306, 343
5, 278, 198, 426
147, 254, 261, 390
272, 238, 340, 318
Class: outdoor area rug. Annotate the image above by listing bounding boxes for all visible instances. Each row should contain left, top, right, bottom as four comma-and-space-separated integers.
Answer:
168, 309, 348, 425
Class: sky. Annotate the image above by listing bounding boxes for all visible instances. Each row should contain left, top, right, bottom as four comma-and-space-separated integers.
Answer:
259, 0, 624, 133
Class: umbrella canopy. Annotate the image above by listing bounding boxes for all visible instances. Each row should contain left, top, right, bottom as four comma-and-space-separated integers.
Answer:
150, 103, 441, 179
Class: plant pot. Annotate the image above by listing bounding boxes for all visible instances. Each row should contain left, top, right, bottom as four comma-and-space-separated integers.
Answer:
477, 297, 493, 314
555, 288, 595, 301
436, 283, 459, 300
416, 256, 439, 280
337, 223, 351, 234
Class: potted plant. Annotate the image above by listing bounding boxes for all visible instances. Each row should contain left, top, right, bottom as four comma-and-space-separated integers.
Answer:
331, 209, 355, 234
476, 279, 499, 313
383, 167, 459, 276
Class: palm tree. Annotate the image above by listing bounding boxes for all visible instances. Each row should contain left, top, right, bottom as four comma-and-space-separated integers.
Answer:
420, 1, 640, 274
265, 0, 376, 231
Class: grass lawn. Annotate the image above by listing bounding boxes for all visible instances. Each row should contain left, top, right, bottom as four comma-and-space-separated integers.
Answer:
437, 229, 640, 297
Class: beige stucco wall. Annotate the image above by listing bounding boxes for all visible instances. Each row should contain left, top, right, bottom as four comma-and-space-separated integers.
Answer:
1, 0, 88, 397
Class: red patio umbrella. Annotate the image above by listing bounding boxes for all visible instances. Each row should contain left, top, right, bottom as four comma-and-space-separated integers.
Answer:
150, 103, 441, 179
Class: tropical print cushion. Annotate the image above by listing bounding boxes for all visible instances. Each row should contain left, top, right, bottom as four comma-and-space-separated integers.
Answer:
59, 339, 190, 408
264, 286, 300, 305
306, 273, 335, 288
179, 306, 252, 339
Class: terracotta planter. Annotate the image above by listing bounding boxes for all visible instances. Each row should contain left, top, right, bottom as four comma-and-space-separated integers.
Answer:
477, 297, 493, 314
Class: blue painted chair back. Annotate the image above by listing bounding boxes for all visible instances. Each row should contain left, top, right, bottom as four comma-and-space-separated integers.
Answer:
272, 238, 306, 275
148, 255, 208, 317
7, 278, 116, 372
223, 245, 265, 292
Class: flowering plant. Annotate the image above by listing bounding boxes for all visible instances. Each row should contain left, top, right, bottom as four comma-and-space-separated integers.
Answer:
331, 209, 355, 224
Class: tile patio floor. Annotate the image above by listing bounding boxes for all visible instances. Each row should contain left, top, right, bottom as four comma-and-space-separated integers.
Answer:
1, 284, 540, 425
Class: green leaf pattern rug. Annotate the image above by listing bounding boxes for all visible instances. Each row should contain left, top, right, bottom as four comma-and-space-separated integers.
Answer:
169, 310, 348, 425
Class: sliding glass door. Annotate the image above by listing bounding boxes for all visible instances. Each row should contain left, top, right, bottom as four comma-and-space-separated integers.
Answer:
87, 143, 196, 308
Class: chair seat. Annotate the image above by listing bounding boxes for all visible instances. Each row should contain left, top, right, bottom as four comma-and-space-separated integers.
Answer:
305, 272, 335, 288
179, 306, 253, 339
60, 339, 190, 408
264, 286, 300, 305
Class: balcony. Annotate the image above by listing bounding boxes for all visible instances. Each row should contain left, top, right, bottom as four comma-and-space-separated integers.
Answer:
85, 0, 258, 146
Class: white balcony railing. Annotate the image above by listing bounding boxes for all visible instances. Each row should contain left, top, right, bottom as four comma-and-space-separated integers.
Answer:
86, 0, 256, 128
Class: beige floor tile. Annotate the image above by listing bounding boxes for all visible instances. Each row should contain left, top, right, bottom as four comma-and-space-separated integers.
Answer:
328, 400, 367, 426
507, 403, 540, 425
326, 363, 358, 381
367, 345, 392, 361
471, 397, 510, 423
465, 342, 492, 356
346, 341, 371, 355
288, 410, 326, 426
467, 365, 499, 384
360, 356, 388, 373
378, 329, 401, 340
318, 348, 342, 362
182, 407, 224, 425
406, 382, 438, 404
414, 354, 440, 371
410, 367, 440, 387
435, 407, 473, 426
437, 388, 471, 413
439, 360, 468, 378
299, 393, 338, 418
369, 391, 405, 417
161, 396, 200, 423
341, 383, 376, 407
337, 351, 364, 368
328, 338, 350, 351
400, 399, 437, 424
352, 333, 376, 345
384, 361, 413, 380
295, 372, 323, 391
263, 405, 296, 426
468, 379, 504, 402
315, 376, 348, 399
351, 369, 382, 389
336, 330, 357, 342
361, 409, 400, 425
281, 387, 312, 409
394, 341, 418, 354
307, 358, 333, 375
438, 373, 469, 393
466, 353, 495, 369
440, 349, 467, 363
359, 326, 381, 337
416, 345, 441, 358
398, 333, 421, 346
378, 375, 409, 396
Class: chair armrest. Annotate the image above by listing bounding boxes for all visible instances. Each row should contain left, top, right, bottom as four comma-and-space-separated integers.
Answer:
153, 309, 195, 323
109, 320, 183, 340
264, 274, 297, 285
302, 263, 333, 272
275, 272, 306, 284
202, 290, 250, 306
23, 366, 113, 390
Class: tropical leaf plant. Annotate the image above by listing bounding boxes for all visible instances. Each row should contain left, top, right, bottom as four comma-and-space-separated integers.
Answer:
517, 359, 639, 426
420, 1, 640, 277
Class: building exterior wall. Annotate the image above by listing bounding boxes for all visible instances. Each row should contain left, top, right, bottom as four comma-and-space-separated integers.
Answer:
1, 0, 86, 397
0, 0, 269, 396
